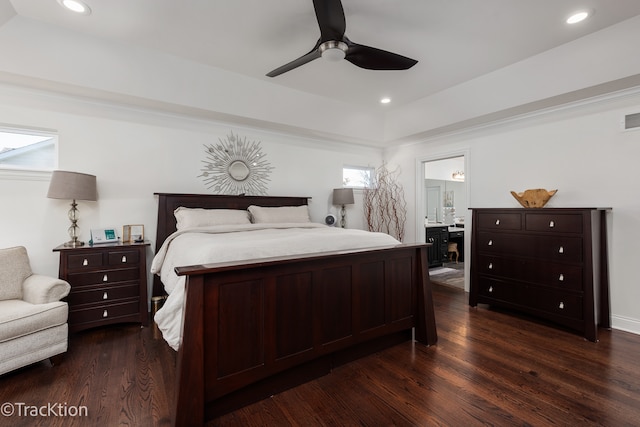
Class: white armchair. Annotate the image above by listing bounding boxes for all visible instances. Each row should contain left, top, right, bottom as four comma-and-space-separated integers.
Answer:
0, 246, 70, 376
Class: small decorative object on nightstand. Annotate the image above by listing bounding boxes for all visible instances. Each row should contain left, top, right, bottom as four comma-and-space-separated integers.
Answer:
53, 241, 150, 332
332, 188, 354, 228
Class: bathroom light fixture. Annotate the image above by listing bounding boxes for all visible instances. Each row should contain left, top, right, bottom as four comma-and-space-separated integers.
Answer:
452, 171, 465, 181
57, 0, 92, 15
566, 10, 591, 24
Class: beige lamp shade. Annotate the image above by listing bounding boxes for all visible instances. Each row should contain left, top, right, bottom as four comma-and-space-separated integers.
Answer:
47, 170, 97, 201
332, 188, 354, 205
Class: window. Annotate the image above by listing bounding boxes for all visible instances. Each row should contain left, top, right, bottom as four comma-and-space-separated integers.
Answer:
342, 165, 374, 188
0, 129, 57, 172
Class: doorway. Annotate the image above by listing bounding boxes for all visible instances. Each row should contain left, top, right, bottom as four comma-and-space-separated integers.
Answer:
421, 155, 467, 290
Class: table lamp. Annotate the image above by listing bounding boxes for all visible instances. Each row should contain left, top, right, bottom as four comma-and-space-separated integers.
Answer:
47, 170, 97, 247
332, 188, 354, 228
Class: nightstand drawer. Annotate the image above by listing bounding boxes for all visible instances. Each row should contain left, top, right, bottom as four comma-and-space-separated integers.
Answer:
68, 267, 139, 287
68, 253, 104, 270
68, 283, 140, 306
108, 250, 139, 266
69, 299, 140, 325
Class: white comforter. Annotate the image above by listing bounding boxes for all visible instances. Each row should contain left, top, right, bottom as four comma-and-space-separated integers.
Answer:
151, 223, 400, 350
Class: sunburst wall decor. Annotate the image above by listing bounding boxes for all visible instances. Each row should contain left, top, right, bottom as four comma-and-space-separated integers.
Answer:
198, 132, 273, 195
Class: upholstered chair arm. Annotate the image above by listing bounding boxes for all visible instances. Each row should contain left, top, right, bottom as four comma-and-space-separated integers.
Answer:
22, 274, 71, 304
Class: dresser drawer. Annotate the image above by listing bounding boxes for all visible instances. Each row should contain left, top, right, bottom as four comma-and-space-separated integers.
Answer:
69, 299, 140, 325
478, 232, 583, 262
67, 267, 139, 287
108, 250, 139, 266
67, 283, 140, 306
477, 255, 584, 291
476, 212, 522, 231
476, 278, 516, 303
524, 286, 583, 320
67, 252, 104, 270
525, 213, 584, 233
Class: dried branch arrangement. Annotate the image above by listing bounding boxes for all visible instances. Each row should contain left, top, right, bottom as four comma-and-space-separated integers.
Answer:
363, 163, 407, 242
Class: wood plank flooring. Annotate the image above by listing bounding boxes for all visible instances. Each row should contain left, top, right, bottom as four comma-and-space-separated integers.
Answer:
2, 284, 640, 426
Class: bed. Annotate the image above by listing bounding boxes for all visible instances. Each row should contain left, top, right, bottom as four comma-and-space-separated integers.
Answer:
151, 193, 438, 426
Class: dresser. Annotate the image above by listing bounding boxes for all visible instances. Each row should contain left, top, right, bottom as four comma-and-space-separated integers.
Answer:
54, 242, 150, 332
469, 208, 610, 341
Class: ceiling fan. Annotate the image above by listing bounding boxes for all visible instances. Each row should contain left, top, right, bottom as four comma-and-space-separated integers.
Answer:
266, 0, 418, 77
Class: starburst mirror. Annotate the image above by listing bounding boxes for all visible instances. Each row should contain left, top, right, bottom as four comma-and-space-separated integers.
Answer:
199, 132, 273, 195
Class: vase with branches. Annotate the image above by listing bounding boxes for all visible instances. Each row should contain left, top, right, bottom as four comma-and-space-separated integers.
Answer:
363, 163, 407, 242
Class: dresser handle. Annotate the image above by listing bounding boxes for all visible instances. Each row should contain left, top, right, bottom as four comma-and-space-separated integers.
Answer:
103, 310, 108, 318
559, 302, 564, 310
488, 240, 493, 246
495, 219, 500, 225
549, 220, 555, 228
558, 246, 564, 254
488, 263, 493, 270
559, 274, 564, 281
488, 286, 493, 293
83, 258, 88, 266
121, 255, 127, 263
103, 292, 108, 300
103, 274, 108, 282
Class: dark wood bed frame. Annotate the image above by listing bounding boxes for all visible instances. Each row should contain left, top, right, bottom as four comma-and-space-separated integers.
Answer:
153, 193, 438, 426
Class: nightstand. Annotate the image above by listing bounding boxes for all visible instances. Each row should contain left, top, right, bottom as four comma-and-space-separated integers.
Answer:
53, 241, 150, 333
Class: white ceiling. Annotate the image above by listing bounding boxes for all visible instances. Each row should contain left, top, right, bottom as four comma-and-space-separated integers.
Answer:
7, 0, 640, 110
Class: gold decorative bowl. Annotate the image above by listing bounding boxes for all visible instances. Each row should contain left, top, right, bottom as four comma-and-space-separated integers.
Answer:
510, 189, 557, 208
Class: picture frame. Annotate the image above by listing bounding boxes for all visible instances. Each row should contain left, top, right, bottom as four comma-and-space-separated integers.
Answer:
123, 224, 144, 243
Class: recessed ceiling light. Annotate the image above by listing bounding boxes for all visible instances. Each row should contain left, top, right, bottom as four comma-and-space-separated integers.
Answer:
57, 0, 92, 15
566, 10, 591, 24
380, 97, 391, 104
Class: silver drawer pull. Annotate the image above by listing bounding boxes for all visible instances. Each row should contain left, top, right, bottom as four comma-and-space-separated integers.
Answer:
103, 292, 108, 300
559, 274, 564, 281
103, 274, 108, 282
103, 310, 108, 318
558, 246, 564, 254
549, 220, 555, 228
121, 255, 127, 263
488, 263, 493, 270
559, 302, 564, 309
495, 219, 500, 225
83, 259, 88, 266
488, 286, 493, 293
488, 240, 493, 246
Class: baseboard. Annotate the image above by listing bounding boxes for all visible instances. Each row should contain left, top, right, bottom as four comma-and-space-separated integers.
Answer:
611, 315, 640, 336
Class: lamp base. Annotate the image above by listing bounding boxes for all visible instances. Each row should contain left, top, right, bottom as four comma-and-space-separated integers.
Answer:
64, 239, 85, 248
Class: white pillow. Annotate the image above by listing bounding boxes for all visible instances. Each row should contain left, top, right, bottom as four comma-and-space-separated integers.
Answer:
248, 205, 311, 224
174, 207, 250, 230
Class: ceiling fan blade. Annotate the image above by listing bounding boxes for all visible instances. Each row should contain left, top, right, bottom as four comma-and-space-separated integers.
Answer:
345, 43, 418, 70
266, 48, 322, 77
313, 0, 346, 42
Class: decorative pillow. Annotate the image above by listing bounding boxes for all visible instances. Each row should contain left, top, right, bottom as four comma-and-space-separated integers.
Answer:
248, 205, 311, 224
0, 246, 33, 301
174, 207, 251, 230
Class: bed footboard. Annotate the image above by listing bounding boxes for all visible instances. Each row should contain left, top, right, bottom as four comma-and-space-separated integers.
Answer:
173, 243, 436, 426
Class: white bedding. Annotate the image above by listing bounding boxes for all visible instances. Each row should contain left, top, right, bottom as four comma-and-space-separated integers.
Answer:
151, 223, 400, 350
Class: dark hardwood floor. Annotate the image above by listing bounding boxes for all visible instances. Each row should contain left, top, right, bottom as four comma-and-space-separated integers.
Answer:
2, 284, 640, 426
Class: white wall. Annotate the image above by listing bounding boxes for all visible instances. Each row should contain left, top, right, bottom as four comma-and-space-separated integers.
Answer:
385, 88, 640, 335
0, 84, 382, 292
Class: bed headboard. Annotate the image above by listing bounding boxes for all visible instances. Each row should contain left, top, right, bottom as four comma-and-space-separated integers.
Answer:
154, 193, 310, 253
